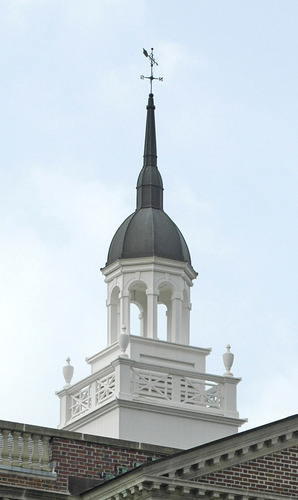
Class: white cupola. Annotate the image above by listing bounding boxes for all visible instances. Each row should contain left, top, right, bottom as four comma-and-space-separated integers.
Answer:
102, 93, 197, 346
57, 54, 245, 447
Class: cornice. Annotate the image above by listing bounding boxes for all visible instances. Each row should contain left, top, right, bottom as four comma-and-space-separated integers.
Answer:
82, 415, 298, 499
83, 470, 296, 500
149, 419, 298, 480
102, 256, 197, 282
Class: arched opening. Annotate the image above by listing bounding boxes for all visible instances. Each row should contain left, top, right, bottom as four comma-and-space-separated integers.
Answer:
129, 281, 147, 337
158, 283, 173, 342
130, 302, 142, 336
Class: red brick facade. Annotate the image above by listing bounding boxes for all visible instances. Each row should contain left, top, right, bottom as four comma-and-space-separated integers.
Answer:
51, 436, 166, 492
1, 417, 297, 498
0, 431, 169, 494
198, 445, 298, 497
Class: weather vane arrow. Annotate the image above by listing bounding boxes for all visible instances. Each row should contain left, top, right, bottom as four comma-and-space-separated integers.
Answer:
140, 47, 163, 94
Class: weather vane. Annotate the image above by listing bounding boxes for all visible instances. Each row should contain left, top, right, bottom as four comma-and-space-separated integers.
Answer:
140, 48, 163, 94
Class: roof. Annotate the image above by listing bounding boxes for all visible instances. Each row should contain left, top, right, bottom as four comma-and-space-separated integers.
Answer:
107, 207, 192, 265
105, 93, 193, 268
82, 414, 298, 499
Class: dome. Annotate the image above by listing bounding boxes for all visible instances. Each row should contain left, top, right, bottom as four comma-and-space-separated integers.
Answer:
105, 92, 193, 270
106, 207, 191, 266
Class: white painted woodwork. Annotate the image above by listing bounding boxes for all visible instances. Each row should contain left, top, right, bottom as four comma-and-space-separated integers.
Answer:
57, 335, 245, 449
102, 256, 196, 346
57, 255, 245, 448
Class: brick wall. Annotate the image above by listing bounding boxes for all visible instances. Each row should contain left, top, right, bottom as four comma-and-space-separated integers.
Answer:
198, 445, 298, 497
0, 429, 172, 494
51, 436, 166, 492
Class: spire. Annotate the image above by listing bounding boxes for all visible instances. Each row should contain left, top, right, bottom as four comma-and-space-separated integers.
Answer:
143, 93, 157, 167
136, 93, 164, 210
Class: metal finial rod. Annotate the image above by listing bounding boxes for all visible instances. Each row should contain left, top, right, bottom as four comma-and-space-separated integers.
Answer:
140, 47, 163, 94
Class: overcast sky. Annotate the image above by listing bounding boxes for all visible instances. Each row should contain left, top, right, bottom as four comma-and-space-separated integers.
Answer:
1, 0, 297, 433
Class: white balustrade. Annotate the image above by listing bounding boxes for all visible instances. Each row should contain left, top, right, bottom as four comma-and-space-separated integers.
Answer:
132, 369, 172, 400
59, 360, 239, 427
132, 368, 222, 409
180, 377, 221, 408
69, 371, 116, 420
0, 428, 51, 472
95, 373, 116, 405
70, 385, 91, 418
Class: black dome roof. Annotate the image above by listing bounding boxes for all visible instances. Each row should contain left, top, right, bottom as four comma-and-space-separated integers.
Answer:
107, 207, 191, 265
105, 93, 193, 268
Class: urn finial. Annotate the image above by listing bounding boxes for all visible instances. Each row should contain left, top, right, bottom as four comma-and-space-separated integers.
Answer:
119, 325, 130, 358
63, 357, 74, 387
223, 344, 234, 377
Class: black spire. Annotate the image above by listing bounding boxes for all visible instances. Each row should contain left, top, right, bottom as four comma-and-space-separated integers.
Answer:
143, 93, 157, 167
136, 93, 163, 210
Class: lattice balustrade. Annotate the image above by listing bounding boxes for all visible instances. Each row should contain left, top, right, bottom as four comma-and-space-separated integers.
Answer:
180, 377, 221, 408
0, 429, 51, 471
63, 364, 228, 426
95, 373, 116, 405
132, 369, 222, 409
132, 369, 172, 400
70, 385, 91, 418
68, 372, 117, 421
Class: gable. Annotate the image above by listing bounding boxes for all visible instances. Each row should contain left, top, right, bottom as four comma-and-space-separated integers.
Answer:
80, 416, 298, 499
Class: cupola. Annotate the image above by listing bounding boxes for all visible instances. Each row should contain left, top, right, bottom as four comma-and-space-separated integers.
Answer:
57, 50, 244, 448
102, 91, 197, 346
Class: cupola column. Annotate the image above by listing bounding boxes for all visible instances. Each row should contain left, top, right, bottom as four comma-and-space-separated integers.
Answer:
166, 307, 172, 341
146, 288, 158, 339
106, 285, 121, 345
107, 299, 117, 345
181, 302, 191, 345
170, 293, 183, 343
120, 291, 130, 337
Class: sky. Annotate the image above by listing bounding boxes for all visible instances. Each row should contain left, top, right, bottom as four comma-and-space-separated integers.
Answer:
1, 0, 297, 434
